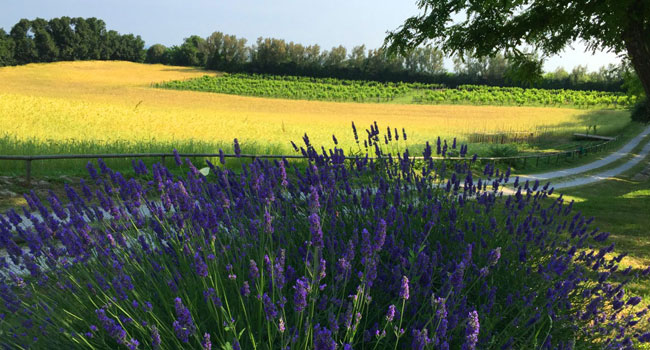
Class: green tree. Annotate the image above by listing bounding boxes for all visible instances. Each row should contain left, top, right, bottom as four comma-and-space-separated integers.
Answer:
252, 37, 289, 71
323, 45, 347, 70
0, 28, 15, 66
146, 44, 168, 64
570, 65, 589, 85
348, 45, 366, 71
206, 32, 248, 71
404, 46, 445, 75
177, 35, 208, 66
385, 0, 650, 114
48, 17, 76, 60
31, 18, 58, 62
10, 19, 37, 64
111, 34, 145, 62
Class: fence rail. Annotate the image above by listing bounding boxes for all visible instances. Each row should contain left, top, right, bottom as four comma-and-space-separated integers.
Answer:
0, 137, 617, 183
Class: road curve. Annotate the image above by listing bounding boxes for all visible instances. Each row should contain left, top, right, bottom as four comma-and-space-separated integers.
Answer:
518, 124, 650, 182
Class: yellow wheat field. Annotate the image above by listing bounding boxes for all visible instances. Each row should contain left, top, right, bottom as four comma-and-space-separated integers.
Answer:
0, 61, 630, 154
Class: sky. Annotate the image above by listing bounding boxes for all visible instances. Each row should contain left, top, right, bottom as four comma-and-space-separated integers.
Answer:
1, 0, 623, 72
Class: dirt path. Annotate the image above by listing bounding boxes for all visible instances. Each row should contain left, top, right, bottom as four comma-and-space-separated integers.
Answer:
518, 124, 650, 183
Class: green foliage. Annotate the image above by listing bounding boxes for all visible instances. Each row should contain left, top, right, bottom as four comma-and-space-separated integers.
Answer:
3, 17, 145, 65
156, 74, 418, 102
155, 73, 634, 108
0, 28, 14, 66
503, 54, 544, 87
631, 99, 649, 124
31, 18, 59, 62
623, 69, 645, 100
146, 44, 168, 64
487, 144, 518, 158
10, 18, 37, 64
205, 32, 248, 71
414, 85, 632, 108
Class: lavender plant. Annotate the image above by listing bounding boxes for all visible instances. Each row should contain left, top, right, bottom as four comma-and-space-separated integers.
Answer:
1, 124, 649, 349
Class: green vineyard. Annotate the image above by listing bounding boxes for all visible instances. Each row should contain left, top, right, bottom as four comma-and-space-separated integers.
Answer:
156, 73, 636, 108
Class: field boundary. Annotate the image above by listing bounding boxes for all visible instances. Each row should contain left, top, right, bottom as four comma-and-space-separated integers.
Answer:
0, 137, 617, 183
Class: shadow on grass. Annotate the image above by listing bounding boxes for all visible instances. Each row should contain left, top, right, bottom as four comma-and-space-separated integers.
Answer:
557, 158, 650, 304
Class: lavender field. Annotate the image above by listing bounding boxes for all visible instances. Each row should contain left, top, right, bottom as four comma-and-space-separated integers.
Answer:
1, 125, 648, 349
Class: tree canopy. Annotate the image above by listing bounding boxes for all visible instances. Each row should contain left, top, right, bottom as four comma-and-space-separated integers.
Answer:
385, 0, 650, 114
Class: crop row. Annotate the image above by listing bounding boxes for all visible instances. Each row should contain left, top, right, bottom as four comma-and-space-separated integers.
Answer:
156, 73, 634, 108
415, 85, 636, 108
158, 74, 412, 102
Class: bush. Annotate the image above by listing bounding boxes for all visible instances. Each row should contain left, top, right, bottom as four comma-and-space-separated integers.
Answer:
1, 125, 649, 349
631, 98, 649, 124
487, 144, 518, 158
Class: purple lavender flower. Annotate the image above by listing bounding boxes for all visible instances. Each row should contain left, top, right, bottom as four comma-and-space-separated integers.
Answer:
487, 247, 501, 266
226, 264, 237, 280
95, 308, 126, 344
219, 149, 225, 164
450, 261, 465, 290
462, 310, 480, 350
314, 324, 336, 350
399, 276, 410, 300
86, 161, 99, 180
310, 186, 321, 211
412, 328, 431, 350
374, 219, 387, 252
264, 210, 273, 234
202, 333, 212, 350
172, 297, 196, 343
262, 293, 278, 320
204, 288, 222, 306
194, 252, 208, 278
233, 138, 241, 157
249, 259, 260, 280
309, 213, 323, 249
127, 338, 139, 350
151, 327, 161, 349
639, 333, 650, 342
294, 276, 310, 312
173, 149, 182, 166
627, 296, 642, 306
279, 160, 288, 187
241, 281, 251, 297
386, 304, 396, 322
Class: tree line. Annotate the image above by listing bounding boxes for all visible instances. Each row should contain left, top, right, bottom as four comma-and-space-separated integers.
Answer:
0, 16, 626, 92
0, 17, 144, 66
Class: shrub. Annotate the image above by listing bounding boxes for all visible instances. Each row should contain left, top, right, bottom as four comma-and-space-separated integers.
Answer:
0, 125, 649, 349
631, 98, 649, 124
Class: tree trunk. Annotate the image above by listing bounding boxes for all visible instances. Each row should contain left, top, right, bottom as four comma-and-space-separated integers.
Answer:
622, 0, 650, 118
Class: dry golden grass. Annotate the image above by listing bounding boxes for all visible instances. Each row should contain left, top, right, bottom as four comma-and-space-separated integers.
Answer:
0, 60, 631, 154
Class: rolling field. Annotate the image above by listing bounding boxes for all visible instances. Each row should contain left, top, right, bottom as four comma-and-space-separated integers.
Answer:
0, 61, 631, 174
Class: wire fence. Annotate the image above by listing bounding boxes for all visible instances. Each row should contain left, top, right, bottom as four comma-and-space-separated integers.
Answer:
0, 136, 617, 184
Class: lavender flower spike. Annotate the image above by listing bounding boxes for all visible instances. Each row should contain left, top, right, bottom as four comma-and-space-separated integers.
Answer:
309, 213, 323, 249
462, 310, 480, 350
399, 276, 410, 300
172, 297, 196, 343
